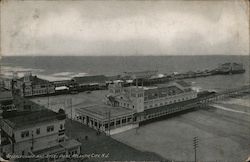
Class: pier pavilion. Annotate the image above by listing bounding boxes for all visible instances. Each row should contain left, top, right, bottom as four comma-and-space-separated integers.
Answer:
75, 104, 137, 135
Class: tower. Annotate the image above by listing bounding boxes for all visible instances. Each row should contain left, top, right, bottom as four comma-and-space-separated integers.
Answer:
24, 72, 32, 83
129, 87, 144, 113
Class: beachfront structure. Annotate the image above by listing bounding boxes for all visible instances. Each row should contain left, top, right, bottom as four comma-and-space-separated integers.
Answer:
75, 80, 197, 134
0, 109, 81, 158
107, 80, 197, 113
122, 70, 158, 80
13, 73, 55, 97
71, 75, 108, 91
216, 62, 245, 74
75, 104, 136, 135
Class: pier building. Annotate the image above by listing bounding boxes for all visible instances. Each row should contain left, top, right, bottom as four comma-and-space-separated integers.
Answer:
71, 75, 108, 91
13, 73, 55, 97
75, 80, 197, 134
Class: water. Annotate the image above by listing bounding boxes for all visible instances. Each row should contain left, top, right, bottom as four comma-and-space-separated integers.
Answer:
1, 55, 249, 91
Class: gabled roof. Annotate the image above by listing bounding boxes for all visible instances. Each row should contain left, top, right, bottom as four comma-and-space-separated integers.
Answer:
72, 75, 108, 84
18, 75, 50, 85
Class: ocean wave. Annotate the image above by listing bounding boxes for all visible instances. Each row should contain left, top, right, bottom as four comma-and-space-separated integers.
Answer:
51, 72, 88, 78
52, 72, 76, 77
71, 72, 88, 77
1, 65, 44, 78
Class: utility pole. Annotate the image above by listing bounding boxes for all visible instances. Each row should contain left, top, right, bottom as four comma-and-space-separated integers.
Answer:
193, 136, 198, 162
108, 110, 111, 136
106, 110, 111, 136
70, 98, 73, 121
47, 95, 50, 109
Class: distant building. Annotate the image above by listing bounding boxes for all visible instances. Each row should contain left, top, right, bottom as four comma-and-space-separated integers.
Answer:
122, 70, 157, 80
0, 89, 14, 111
13, 73, 55, 97
1, 109, 81, 158
71, 75, 108, 91
217, 62, 245, 74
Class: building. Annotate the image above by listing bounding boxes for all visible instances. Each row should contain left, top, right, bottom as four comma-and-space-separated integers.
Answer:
0, 89, 14, 111
13, 73, 55, 97
75, 104, 136, 135
71, 75, 108, 91
75, 80, 197, 134
216, 62, 245, 74
0, 109, 81, 159
122, 70, 157, 80
108, 80, 197, 111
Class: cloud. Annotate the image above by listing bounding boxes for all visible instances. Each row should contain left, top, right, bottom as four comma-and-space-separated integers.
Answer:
1, 0, 249, 56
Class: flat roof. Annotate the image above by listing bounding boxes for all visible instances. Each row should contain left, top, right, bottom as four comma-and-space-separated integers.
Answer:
144, 98, 199, 115
76, 104, 135, 121
4, 110, 65, 129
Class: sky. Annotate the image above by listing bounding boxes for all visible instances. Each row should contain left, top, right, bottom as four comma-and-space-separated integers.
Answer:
0, 0, 249, 56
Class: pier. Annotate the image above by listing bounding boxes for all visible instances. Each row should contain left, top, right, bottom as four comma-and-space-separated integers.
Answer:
137, 84, 250, 124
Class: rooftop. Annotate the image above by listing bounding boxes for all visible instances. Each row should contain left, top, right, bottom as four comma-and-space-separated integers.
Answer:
72, 75, 108, 84
4, 109, 65, 129
176, 80, 191, 87
18, 75, 50, 85
76, 104, 134, 120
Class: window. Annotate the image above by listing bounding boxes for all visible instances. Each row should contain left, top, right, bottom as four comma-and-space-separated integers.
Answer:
60, 124, 63, 130
59, 137, 64, 142
36, 128, 40, 135
116, 120, 120, 125
47, 125, 54, 132
21, 131, 29, 138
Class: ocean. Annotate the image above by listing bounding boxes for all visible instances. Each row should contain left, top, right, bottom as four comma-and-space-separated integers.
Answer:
1, 55, 249, 91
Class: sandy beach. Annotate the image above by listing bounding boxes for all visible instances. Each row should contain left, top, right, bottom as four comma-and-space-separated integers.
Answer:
112, 95, 250, 161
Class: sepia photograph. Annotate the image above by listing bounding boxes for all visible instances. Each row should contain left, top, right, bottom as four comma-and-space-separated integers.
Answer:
0, 0, 249, 161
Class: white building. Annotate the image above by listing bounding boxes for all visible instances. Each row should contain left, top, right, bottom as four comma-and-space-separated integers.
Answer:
1, 109, 81, 159
75, 80, 198, 135
107, 80, 197, 113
